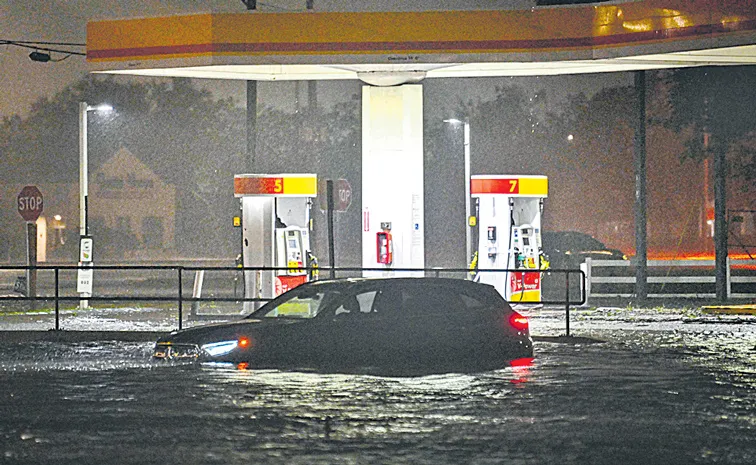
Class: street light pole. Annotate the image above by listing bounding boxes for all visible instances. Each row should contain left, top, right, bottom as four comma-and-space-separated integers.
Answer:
78, 102, 112, 308
79, 102, 88, 239
78, 102, 89, 309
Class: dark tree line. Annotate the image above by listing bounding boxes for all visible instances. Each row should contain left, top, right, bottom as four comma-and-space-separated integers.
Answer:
0, 76, 363, 264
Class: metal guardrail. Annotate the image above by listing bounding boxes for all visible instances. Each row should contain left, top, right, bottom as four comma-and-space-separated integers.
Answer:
0, 265, 585, 335
582, 257, 756, 301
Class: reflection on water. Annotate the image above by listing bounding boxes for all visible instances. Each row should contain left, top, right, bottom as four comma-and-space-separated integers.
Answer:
1, 328, 755, 464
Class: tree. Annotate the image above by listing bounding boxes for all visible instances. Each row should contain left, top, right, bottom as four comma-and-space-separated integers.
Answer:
1, 76, 364, 264
255, 94, 362, 266
663, 66, 756, 186
0, 76, 246, 261
656, 66, 756, 299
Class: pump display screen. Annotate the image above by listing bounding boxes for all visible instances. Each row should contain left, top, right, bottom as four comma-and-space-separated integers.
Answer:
523, 237, 530, 246
288, 239, 298, 248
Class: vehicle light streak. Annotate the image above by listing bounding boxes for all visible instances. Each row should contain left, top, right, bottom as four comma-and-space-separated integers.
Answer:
509, 357, 534, 385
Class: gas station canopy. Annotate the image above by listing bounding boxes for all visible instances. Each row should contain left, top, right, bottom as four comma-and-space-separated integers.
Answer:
87, 1, 756, 84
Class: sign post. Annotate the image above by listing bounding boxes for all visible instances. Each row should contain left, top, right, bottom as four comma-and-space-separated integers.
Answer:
17, 186, 44, 310
318, 179, 351, 277
77, 237, 94, 308
318, 178, 352, 212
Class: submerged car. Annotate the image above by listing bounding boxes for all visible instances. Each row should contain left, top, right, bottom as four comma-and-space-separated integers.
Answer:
541, 231, 627, 302
542, 231, 627, 269
154, 277, 533, 374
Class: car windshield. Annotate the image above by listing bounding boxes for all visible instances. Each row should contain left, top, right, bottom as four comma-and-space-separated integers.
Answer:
246, 288, 340, 319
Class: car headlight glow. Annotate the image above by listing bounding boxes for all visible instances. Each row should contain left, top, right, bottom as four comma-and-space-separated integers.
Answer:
201, 340, 239, 357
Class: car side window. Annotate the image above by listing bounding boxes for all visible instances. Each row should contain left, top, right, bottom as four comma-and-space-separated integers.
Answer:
333, 291, 377, 317
371, 288, 404, 315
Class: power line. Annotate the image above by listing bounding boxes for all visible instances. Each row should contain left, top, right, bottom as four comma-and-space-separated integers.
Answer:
1, 39, 85, 47
1, 39, 85, 61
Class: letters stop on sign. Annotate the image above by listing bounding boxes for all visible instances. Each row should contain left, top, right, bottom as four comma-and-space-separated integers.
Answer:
17, 185, 44, 222
317, 178, 352, 212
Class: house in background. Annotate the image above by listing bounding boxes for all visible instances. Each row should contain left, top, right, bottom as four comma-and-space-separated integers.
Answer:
2, 148, 183, 263
84, 147, 177, 260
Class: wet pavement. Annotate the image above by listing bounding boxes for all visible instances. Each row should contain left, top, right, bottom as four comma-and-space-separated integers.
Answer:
1, 302, 755, 464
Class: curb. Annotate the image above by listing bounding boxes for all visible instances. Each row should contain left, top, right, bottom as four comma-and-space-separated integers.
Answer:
702, 304, 756, 315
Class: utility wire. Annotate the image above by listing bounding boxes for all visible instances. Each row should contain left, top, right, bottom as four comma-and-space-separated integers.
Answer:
2, 39, 85, 47
1, 39, 86, 57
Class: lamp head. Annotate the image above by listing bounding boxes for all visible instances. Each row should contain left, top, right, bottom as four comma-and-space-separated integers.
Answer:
29, 51, 51, 62
87, 104, 113, 113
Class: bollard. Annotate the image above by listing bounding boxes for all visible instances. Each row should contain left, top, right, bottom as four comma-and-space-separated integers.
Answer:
565, 271, 570, 337
177, 268, 183, 330
54, 268, 60, 331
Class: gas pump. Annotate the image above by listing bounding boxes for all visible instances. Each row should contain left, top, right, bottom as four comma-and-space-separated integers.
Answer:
276, 227, 306, 273
234, 174, 317, 311
274, 226, 309, 293
512, 224, 539, 269
471, 175, 548, 303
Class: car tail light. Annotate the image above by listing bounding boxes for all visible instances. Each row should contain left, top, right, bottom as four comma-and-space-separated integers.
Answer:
508, 312, 529, 332
238, 337, 251, 349
510, 357, 534, 367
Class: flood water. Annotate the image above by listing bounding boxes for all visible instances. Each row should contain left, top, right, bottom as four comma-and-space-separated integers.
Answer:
1, 314, 755, 464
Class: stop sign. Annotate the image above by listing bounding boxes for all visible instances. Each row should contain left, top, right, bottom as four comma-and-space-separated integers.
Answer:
17, 185, 44, 222
318, 179, 352, 212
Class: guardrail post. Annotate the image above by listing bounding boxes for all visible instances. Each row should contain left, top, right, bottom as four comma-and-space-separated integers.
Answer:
177, 267, 183, 330
565, 270, 571, 337
581, 258, 592, 306
191, 270, 204, 317
54, 267, 60, 331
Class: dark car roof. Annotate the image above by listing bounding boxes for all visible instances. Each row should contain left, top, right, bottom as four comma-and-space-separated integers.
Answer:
542, 231, 607, 250
302, 277, 498, 294
542, 231, 626, 261
243, 277, 508, 321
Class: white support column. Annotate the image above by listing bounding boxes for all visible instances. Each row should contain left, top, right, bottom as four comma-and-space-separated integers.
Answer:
361, 85, 424, 276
